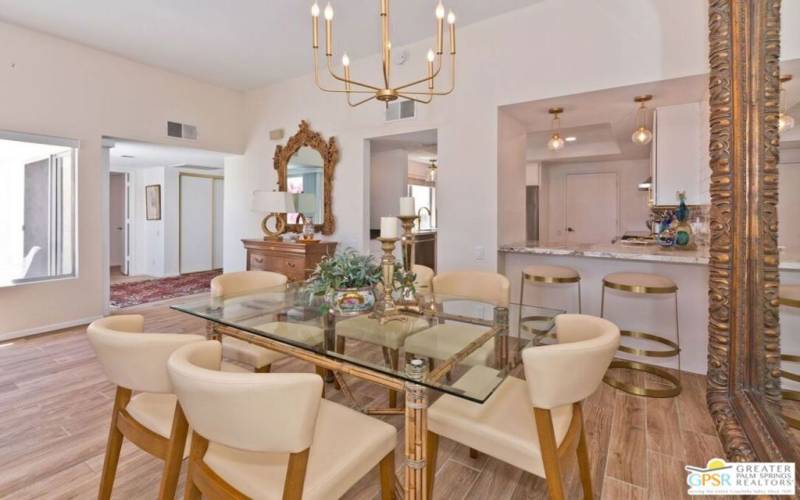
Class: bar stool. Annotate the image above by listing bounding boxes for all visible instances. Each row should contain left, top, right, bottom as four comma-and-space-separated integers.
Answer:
600, 272, 681, 398
780, 285, 800, 429
518, 265, 581, 345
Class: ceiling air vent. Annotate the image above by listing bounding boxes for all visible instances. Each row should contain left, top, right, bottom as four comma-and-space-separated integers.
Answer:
385, 100, 416, 122
167, 121, 198, 140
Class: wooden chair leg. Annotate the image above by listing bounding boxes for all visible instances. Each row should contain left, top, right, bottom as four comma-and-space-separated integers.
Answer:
98, 386, 131, 500
379, 450, 395, 500
533, 408, 565, 500
158, 402, 190, 500
256, 364, 272, 373
282, 448, 311, 500
185, 431, 209, 500
574, 403, 594, 500
469, 448, 480, 459
426, 431, 439, 499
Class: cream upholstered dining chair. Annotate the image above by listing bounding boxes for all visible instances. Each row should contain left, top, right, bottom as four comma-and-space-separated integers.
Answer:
335, 264, 435, 407
211, 271, 323, 377
426, 314, 620, 500
403, 270, 510, 368
87, 315, 205, 500
168, 340, 398, 500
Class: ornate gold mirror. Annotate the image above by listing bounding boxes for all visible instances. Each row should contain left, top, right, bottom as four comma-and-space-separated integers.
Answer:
707, 0, 800, 473
274, 121, 339, 235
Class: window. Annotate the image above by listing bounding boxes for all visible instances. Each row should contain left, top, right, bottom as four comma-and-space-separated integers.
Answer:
0, 132, 78, 286
408, 183, 436, 230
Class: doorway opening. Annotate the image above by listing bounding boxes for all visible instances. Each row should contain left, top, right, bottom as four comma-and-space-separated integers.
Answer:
366, 129, 438, 271
107, 139, 230, 308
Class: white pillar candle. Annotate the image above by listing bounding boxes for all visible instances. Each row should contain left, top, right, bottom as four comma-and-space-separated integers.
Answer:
380, 217, 399, 239
399, 196, 415, 216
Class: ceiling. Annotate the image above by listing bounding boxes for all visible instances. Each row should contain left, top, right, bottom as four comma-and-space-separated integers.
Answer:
109, 139, 229, 170
503, 74, 709, 165
0, 0, 541, 90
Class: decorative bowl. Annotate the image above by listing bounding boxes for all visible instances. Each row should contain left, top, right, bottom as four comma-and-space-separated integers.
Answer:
327, 287, 376, 316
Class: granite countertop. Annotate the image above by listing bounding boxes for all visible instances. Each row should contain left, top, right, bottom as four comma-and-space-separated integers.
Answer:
499, 241, 800, 270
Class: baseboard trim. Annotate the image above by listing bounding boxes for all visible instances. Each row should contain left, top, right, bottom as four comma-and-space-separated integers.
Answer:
0, 315, 103, 343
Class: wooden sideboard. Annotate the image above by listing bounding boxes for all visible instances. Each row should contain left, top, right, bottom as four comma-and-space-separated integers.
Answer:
242, 239, 337, 281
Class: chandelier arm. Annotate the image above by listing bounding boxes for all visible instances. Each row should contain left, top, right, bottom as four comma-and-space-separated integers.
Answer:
313, 50, 374, 94
396, 93, 433, 104
348, 94, 378, 107
325, 56, 382, 92
396, 59, 455, 96
392, 53, 444, 92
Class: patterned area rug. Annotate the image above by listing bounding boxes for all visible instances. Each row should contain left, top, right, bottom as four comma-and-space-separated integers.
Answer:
110, 269, 222, 308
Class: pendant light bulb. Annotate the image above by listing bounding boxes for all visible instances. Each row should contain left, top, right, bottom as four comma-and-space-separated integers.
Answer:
547, 134, 565, 151
779, 112, 796, 133
632, 126, 653, 145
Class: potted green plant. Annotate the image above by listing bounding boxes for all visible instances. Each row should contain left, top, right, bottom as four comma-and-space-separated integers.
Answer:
306, 248, 382, 315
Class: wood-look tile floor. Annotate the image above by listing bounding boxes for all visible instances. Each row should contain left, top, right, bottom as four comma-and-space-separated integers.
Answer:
0, 297, 727, 500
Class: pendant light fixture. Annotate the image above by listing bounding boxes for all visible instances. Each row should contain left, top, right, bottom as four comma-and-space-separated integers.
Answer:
547, 107, 566, 151
779, 75, 796, 133
428, 159, 438, 182
631, 94, 654, 145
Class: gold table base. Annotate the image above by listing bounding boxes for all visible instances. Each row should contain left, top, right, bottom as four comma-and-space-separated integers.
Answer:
780, 354, 800, 429
603, 360, 682, 398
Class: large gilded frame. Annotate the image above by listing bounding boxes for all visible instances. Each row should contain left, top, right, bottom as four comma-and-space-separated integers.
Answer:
706, 0, 798, 474
273, 120, 339, 235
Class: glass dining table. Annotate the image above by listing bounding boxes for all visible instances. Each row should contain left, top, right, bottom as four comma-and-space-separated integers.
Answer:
173, 283, 562, 499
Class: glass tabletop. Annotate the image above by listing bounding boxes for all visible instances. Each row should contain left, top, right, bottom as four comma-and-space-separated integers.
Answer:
172, 283, 563, 403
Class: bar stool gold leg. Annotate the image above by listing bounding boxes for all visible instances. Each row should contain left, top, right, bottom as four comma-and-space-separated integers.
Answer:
601, 277, 681, 398
577, 281, 582, 314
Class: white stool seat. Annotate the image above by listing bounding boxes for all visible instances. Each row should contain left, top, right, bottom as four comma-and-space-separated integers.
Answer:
337, 315, 430, 350
603, 272, 677, 293
222, 322, 324, 368
203, 399, 396, 500
780, 285, 800, 307
429, 372, 572, 478
404, 323, 495, 366
523, 265, 580, 282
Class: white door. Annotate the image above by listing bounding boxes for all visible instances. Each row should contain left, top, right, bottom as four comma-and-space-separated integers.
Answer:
180, 175, 213, 274
123, 173, 131, 275
565, 173, 619, 244
212, 178, 224, 269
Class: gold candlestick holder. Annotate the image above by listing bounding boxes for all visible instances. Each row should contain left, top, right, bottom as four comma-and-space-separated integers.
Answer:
375, 237, 402, 321
397, 215, 422, 313
397, 215, 419, 272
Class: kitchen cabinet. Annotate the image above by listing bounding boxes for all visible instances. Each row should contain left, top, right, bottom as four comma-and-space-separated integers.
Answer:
652, 102, 710, 206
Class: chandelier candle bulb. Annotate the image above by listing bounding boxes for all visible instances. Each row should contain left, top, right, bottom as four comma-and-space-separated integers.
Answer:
427, 50, 435, 88
324, 3, 333, 56
436, 3, 445, 54
448, 10, 456, 54
311, 3, 319, 48
400, 196, 415, 216
380, 217, 399, 239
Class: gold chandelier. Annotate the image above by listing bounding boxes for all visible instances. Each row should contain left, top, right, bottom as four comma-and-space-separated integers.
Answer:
310, 0, 456, 107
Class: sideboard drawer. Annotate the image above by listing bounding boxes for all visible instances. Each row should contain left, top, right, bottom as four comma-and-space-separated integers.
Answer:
243, 239, 337, 282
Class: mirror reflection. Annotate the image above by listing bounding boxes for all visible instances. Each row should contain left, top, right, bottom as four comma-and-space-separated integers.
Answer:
779, 56, 800, 441
286, 146, 324, 225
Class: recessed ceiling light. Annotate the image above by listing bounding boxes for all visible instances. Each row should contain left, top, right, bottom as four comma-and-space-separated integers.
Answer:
565, 136, 577, 142
120, 154, 135, 159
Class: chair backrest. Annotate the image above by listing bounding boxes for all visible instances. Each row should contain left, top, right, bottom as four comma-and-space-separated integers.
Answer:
168, 341, 323, 454
413, 264, 435, 291
522, 314, 620, 409
87, 315, 204, 393
432, 271, 510, 307
210, 271, 288, 298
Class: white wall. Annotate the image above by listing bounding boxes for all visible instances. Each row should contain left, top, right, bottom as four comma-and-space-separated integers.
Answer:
369, 148, 408, 231
541, 159, 651, 242
224, 0, 711, 274
498, 110, 528, 245
0, 20, 244, 338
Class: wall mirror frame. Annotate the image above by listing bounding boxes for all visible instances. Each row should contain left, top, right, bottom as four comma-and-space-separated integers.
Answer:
273, 120, 339, 235
707, 0, 799, 472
